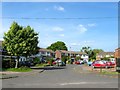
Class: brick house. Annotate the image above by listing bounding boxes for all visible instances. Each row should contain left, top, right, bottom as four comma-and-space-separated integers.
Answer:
115, 48, 120, 58
115, 48, 120, 71
55, 50, 88, 60
96, 52, 115, 60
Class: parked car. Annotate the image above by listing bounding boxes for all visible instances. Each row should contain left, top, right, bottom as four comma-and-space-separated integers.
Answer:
52, 60, 66, 66
87, 61, 92, 66
52, 61, 57, 65
75, 60, 80, 65
80, 60, 84, 64
92, 60, 113, 68
102, 60, 115, 68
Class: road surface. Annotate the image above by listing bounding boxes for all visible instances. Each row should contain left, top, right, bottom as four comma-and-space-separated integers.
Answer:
2, 64, 118, 88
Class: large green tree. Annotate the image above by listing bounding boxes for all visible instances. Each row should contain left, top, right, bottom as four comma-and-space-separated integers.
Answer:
3, 22, 39, 68
47, 41, 68, 51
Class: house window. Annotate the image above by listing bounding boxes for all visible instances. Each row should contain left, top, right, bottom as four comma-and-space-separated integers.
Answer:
47, 52, 50, 54
41, 51, 45, 54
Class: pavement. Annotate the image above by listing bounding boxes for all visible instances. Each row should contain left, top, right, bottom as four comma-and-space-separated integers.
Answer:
0, 69, 44, 79
2, 64, 118, 88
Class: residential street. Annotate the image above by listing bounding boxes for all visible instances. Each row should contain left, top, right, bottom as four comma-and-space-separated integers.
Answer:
2, 64, 118, 88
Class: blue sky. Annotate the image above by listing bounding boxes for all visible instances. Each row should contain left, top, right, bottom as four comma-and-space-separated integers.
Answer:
1, 2, 118, 52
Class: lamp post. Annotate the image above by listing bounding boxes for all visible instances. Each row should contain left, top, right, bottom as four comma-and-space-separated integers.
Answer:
70, 46, 72, 64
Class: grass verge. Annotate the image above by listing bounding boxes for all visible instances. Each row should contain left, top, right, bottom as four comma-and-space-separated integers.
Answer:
2, 66, 32, 72
100, 71, 119, 75
35, 63, 49, 68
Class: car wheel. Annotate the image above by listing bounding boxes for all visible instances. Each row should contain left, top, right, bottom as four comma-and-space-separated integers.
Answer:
93, 66, 95, 68
105, 66, 108, 69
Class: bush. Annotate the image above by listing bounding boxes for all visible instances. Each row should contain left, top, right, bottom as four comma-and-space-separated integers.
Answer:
2, 58, 15, 68
62, 56, 67, 64
75, 56, 81, 61
48, 58, 54, 66
33, 57, 40, 65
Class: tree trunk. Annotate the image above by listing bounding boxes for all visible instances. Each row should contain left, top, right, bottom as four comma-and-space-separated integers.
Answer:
15, 56, 19, 68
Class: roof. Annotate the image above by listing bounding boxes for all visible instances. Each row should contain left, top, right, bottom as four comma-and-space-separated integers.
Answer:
97, 52, 115, 56
39, 48, 55, 53
115, 48, 120, 50
56, 50, 87, 55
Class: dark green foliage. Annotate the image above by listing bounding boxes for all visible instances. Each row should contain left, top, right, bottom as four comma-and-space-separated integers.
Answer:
61, 56, 67, 64
75, 56, 81, 61
2, 56, 15, 68
92, 49, 103, 54
47, 41, 68, 51
101, 57, 109, 60
48, 58, 54, 66
81, 46, 104, 60
33, 57, 40, 65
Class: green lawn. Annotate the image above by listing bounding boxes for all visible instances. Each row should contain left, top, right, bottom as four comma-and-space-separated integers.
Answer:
35, 63, 50, 68
2, 67, 32, 72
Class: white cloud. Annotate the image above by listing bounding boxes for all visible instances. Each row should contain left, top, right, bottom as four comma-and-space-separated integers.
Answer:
54, 5, 64, 11
70, 41, 95, 47
84, 40, 95, 43
77, 24, 87, 33
87, 23, 96, 27
52, 27, 64, 32
70, 43, 81, 46
59, 34, 65, 37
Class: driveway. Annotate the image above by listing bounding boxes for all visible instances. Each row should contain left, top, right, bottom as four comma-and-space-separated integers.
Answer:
2, 64, 118, 88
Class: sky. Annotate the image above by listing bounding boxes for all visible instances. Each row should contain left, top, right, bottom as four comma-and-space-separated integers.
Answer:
1, 2, 118, 52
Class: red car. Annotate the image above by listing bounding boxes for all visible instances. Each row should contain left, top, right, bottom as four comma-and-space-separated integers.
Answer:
75, 61, 80, 64
52, 61, 57, 65
92, 60, 113, 68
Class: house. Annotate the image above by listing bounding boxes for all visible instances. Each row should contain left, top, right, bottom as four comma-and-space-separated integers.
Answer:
96, 51, 115, 60
36, 48, 55, 58
115, 48, 120, 71
55, 50, 88, 61
115, 48, 120, 58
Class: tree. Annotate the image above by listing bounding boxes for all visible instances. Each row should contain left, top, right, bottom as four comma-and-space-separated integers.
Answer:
3, 22, 39, 68
47, 41, 68, 51
81, 46, 92, 55
81, 46, 104, 60
92, 49, 103, 54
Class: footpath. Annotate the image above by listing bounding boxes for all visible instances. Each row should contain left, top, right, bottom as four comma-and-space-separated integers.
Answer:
0, 69, 44, 79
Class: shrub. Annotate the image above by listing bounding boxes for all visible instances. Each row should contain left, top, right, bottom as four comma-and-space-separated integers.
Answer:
33, 57, 40, 65
48, 58, 54, 66
62, 56, 67, 64
2, 57, 15, 68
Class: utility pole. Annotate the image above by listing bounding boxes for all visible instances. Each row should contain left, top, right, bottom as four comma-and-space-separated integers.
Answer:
70, 46, 71, 58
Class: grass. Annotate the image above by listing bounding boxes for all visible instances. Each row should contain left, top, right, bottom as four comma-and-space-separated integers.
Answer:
2, 66, 32, 72
100, 71, 119, 75
35, 63, 49, 68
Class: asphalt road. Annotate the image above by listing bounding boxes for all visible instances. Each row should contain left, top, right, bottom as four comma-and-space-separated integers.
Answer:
2, 64, 118, 88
